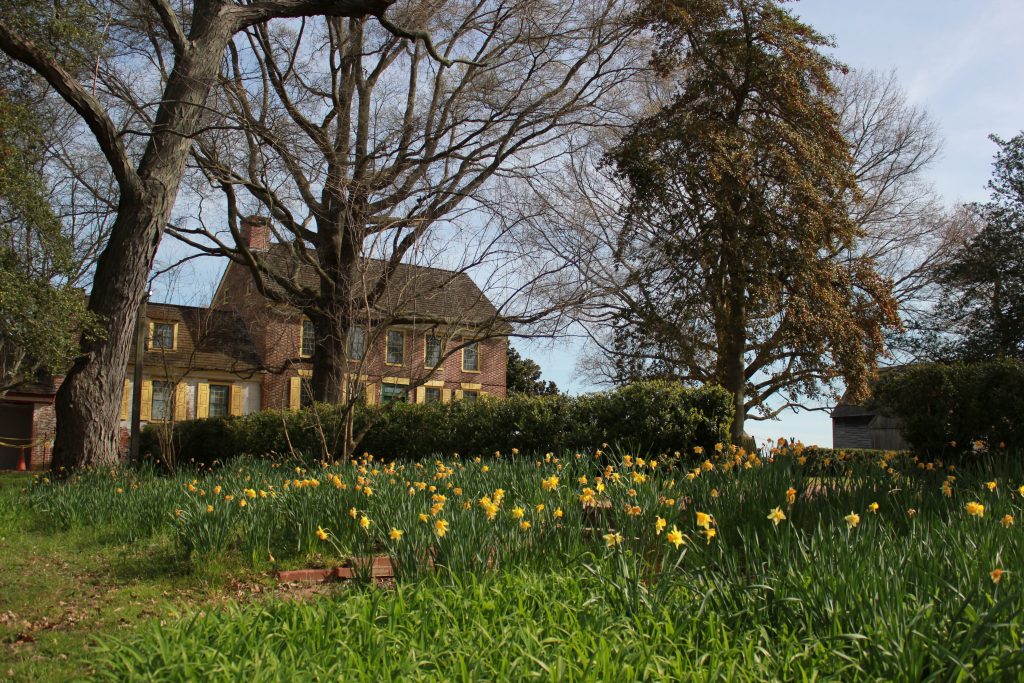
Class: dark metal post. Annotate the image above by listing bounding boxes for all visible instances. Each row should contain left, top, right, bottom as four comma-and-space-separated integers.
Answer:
128, 290, 150, 462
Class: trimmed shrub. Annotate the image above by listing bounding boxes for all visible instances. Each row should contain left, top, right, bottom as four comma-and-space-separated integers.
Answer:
143, 381, 733, 464
870, 358, 1024, 454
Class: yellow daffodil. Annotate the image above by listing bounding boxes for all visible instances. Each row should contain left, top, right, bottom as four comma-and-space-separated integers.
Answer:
554, 508, 564, 519
349, 507, 357, 519
389, 528, 403, 541
239, 499, 247, 508
845, 512, 861, 528
359, 515, 371, 530
206, 504, 214, 513
696, 512, 712, 530
667, 526, 684, 548
985, 481, 997, 491
520, 520, 531, 531
767, 507, 786, 526
603, 531, 623, 547
991, 568, 1004, 584
316, 526, 329, 541
965, 502, 985, 518
703, 528, 716, 543
868, 502, 879, 513
1001, 514, 1014, 528
511, 506, 525, 519
434, 519, 449, 537
419, 513, 429, 523
655, 517, 667, 535
786, 487, 797, 506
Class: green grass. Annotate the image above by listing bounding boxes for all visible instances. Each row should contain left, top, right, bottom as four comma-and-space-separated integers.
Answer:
5, 446, 1024, 680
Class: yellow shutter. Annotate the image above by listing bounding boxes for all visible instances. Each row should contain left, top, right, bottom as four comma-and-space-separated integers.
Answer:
196, 383, 210, 419
172, 322, 179, 350
289, 376, 301, 411
121, 380, 131, 420
140, 380, 153, 422
174, 382, 189, 421
365, 383, 377, 405
146, 321, 154, 349
415, 386, 426, 404
230, 384, 243, 416
442, 388, 452, 404
454, 389, 464, 401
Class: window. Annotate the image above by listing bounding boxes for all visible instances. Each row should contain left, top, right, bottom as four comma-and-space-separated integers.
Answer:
425, 335, 442, 368
424, 387, 442, 404
300, 378, 314, 409
151, 322, 175, 350
300, 319, 315, 358
381, 383, 407, 404
386, 329, 405, 365
462, 390, 480, 402
151, 380, 173, 421
208, 384, 230, 417
348, 326, 366, 360
462, 342, 479, 372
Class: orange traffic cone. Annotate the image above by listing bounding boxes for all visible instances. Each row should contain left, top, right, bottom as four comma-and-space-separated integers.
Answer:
16, 447, 27, 471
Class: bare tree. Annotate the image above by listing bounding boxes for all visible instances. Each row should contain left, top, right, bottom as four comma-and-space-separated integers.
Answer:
0, 0, 490, 470
167, 0, 645, 409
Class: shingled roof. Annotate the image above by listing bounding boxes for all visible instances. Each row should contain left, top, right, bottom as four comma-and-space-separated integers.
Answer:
134, 303, 262, 375
259, 245, 510, 331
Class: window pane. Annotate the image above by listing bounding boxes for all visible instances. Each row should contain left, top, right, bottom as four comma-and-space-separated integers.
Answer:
381, 383, 407, 404
301, 320, 316, 357
152, 380, 173, 421
462, 390, 479, 402
463, 342, 479, 371
209, 384, 230, 417
387, 330, 404, 365
152, 322, 174, 349
425, 387, 442, 404
300, 378, 313, 408
425, 335, 442, 367
348, 326, 365, 360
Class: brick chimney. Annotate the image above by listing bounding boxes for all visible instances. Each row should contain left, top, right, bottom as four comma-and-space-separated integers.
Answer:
240, 215, 272, 251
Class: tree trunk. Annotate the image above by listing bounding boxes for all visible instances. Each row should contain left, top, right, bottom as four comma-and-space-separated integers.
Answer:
51, 205, 165, 469
50, 16, 236, 471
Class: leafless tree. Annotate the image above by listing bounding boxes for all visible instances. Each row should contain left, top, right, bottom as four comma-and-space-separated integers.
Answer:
167, 0, 646, 412
0, 0, 499, 470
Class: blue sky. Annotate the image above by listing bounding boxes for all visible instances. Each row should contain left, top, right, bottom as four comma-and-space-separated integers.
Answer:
520, 0, 1024, 446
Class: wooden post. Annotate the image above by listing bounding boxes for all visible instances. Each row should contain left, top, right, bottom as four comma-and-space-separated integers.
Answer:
128, 291, 150, 463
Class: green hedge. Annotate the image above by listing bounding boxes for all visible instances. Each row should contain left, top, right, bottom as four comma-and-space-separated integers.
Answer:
142, 381, 733, 464
870, 358, 1024, 454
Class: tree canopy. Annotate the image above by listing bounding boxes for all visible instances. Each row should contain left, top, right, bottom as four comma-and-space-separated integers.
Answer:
605, 0, 898, 438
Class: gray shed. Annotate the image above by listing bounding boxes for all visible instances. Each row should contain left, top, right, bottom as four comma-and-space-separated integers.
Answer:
831, 401, 910, 451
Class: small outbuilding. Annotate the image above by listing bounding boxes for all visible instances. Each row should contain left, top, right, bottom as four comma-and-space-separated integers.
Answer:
831, 396, 910, 451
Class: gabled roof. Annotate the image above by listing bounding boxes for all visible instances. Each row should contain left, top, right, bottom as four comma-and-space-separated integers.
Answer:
831, 365, 906, 419
135, 303, 262, 375
257, 245, 511, 332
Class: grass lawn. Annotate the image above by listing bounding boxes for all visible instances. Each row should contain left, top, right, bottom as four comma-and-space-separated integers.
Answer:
2, 445, 1023, 680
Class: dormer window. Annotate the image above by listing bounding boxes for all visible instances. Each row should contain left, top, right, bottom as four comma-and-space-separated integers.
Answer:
149, 321, 177, 350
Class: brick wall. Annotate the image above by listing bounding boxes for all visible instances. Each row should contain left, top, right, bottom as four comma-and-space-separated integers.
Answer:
29, 402, 55, 470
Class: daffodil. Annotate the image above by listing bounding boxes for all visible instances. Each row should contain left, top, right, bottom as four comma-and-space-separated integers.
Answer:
767, 507, 786, 526
845, 512, 861, 528
511, 506, 525, 519
696, 512, 712, 530
655, 517, 667, 535
603, 532, 623, 547
867, 502, 879, 513
1001, 514, 1014, 528
434, 519, 449, 537
667, 526, 684, 548
520, 520, 531, 531
316, 526, 329, 541
359, 515, 371, 530
965, 501, 985, 518
991, 568, 1004, 584
786, 487, 797, 506
554, 508, 564, 519
703, 528, 716, 543
389, 528, 403, 541
985, 481, 997, 491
